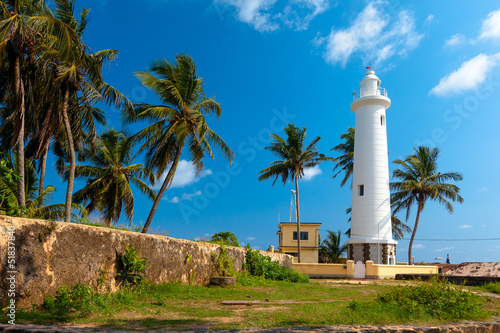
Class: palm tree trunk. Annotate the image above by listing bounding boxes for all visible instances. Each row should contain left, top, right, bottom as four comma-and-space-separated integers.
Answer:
295, 174, 301, 263
14, 56, 26, 207
141, 146, 182, 233
62, 87, 76, 222
38, 141, 49, 201
408, 200, 423, 264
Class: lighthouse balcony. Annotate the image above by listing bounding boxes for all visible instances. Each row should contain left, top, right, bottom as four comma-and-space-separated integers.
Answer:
353, 87, 388, 101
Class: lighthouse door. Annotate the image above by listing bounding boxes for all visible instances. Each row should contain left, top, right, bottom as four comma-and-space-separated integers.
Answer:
354, 261, 366, 279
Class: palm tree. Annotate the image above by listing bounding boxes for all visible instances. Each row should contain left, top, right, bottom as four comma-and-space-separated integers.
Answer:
344, 206, 412, 241
0, 0, 79, 207
127, 55, 233, 233
0, 151, 85, 220
71, 130, 156, 226
390, 146, 463, 264
319, 230, 347, 263
49, 0, 131, 222
331, 127, 355, 187
391, 215, 412, 241
258, 124, 335, 263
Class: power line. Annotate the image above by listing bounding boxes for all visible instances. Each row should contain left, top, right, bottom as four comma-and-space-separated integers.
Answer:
398, 238, 500, 242
319, 229, 500, 242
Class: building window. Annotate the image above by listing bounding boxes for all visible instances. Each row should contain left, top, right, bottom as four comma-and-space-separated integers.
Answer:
293, 232, 309, 240
380, 115, 385, 126
358, 184, 364, 196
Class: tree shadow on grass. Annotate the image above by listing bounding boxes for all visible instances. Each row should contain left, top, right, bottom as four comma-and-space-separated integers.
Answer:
96, 318, 208, 330
277, 320, 308, 327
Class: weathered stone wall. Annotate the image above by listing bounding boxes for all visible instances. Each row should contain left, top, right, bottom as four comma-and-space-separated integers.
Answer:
0, 216, 292, 308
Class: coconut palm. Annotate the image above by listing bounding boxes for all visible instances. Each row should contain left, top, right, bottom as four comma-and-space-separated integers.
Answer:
390, 146, 463, 264
344, 206, 412, 241
0, 151, 85, 220
391, 214, 412, 241
127, 54, 233, 233
0, 0, 79, 207
71, 130, 156, 226
258, 124, 335, 263
49, 0, 131, 222
331, 127, 355, 187
319, 230, 347, 263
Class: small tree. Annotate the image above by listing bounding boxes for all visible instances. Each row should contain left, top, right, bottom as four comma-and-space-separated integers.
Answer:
319, 230, 347, 263
211, 231, 239, 247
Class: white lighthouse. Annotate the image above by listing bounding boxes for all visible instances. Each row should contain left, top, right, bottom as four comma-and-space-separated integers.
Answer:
346, 69, 397, 265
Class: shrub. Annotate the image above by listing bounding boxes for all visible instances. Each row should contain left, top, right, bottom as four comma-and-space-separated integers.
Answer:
212, 245, 236, 277
375, 279, 487, 321
243, 245, 308, 283
44, 283, 94, 320
482, 281, 500, 295
210, 231, 240, 247
117, 243, 150, 286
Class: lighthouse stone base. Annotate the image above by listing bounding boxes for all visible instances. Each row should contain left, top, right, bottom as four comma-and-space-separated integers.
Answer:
347, 242, 397, 265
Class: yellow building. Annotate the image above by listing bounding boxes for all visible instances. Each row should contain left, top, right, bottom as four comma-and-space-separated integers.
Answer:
276, 222, 321, 263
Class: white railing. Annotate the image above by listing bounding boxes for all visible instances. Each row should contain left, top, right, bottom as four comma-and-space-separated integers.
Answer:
352, 87, 388, 100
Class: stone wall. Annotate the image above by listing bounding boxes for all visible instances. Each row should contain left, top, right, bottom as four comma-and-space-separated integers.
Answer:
0, 216, 292, 308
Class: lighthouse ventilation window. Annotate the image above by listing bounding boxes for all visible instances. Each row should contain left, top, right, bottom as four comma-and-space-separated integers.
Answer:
358, 185, 364, 196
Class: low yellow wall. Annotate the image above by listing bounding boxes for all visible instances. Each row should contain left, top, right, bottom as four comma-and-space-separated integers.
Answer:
293, 260, 353, 278
294, 260, 438, 279
366, 261, 438, 279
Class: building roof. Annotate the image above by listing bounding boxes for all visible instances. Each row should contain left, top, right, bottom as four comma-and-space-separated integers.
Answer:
278, 222, 322, 226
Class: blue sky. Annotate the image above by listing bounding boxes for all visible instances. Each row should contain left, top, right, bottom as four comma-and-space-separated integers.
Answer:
44, 0, 500, 264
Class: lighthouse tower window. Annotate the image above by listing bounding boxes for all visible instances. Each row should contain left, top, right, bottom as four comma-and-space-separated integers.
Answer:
358, 185, 365, 196
380, 115, 385, 126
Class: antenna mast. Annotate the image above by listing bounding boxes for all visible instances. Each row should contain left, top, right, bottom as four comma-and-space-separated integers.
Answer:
289, 189, 296, 222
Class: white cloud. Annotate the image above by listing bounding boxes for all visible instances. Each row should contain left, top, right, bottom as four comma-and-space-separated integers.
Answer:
430, 53, 500, 96
435, 246, 455, 253
165, 190, 203, 204
302, 165, 322, 181
478, 186, 489, 192
444, 33, 467, 47
153, 160, 212, 190
413, 244, 425, 249
280, 0, 330, 31
216, 0, 279, 32
479, 9, 500, 41
194, 233, 211, 241
169, 197, 180, 204
214, 0, 328, 32
247, 236, 256, 240
314, 2, 423, 66
458, 224, 473, 229
424, 14, 434, 26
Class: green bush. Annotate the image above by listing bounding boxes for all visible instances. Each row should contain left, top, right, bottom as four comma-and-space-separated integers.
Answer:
44, 283, 94, 320
243, 245, 308, 283
373, 280, 487, 321
212, 245, 237, 277
117, 242, 150, 286
481, 281, 500, 294
210, 231, 240, 247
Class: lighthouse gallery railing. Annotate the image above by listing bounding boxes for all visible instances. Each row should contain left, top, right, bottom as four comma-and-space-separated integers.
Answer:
352, 87, 388, 101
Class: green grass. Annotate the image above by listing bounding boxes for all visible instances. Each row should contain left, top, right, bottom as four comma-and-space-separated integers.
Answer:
479, 281, 500, 295
3, 277, 498, 331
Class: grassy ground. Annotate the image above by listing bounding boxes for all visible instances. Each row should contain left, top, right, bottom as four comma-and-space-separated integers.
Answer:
6, 277, 500, 331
